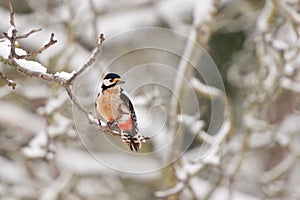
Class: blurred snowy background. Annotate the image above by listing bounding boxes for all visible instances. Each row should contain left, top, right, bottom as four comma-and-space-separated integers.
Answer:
1, 0, 300, 199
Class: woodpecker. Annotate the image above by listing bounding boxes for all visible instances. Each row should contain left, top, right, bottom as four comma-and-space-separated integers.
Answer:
95, 73, 147, 151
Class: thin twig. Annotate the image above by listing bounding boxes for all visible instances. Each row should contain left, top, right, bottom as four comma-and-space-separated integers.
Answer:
16, 28, 42, 39
4, 30, 57, 59
0, 71, 17, 89
16, 33, 57, 59
65, 85, 120, 136
7, 0, 15, 27
68, 33, 105, 83
2, 53, 120, 137
5, 41, 119, 137
163, 1, 219, 199
5, 0, 17, 60
10, 59, 66, 84
65, 85, 92, 120
3, 32, 17, 61
3, 0, 119, 138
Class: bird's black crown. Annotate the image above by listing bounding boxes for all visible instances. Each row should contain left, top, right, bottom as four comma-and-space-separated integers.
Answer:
103, 73, 121, 80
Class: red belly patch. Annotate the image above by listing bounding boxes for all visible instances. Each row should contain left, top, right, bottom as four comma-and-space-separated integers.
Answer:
119, 119, 132, 131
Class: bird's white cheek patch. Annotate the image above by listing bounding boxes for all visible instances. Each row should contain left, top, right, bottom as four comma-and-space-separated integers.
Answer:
103, 79, 111, 86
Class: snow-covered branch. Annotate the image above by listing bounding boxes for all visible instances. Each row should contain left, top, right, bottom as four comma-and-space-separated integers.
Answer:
0, 1, 121, 145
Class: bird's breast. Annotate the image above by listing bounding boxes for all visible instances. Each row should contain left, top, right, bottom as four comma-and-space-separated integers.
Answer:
96, 92, 125, 121
97, 94, 114, 121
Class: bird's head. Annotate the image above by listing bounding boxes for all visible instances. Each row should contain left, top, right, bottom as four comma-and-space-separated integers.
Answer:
101, 73, 125, 91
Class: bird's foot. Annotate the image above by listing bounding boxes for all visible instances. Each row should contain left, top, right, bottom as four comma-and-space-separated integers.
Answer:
107, 120, 119, 130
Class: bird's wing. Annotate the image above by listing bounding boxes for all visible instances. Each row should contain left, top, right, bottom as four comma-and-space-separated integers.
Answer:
119, 88, 139, 136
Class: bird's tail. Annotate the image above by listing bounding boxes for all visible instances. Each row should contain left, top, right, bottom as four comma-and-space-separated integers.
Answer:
121, 132, 147, 151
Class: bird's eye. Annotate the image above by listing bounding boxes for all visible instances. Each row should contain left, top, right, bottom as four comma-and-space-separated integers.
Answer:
109, 79, 113, 82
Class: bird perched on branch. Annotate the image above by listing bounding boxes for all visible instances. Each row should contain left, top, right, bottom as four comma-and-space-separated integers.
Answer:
95, 73, 147, 151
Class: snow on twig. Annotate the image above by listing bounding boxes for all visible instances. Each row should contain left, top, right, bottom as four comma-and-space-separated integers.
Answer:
54, 71, 76, 80
14, 58, 47, 73
159, 0, 223, 198
168, 0, 217, 156
190, 77, 225, 99
155, 182, 185, 198
21, 130, 55, 159
0, 0, 123, 156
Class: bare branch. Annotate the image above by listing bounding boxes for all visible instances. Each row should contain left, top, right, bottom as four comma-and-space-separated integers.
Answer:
68, 33, 105, 83
2, 0, 118, 138
2, 32, 119, 138
7, 0, 15, 27
16, 33, 57, 59
9, 55, 121, 137
16, 28, 42, 39
65, 85, 95, 124
1, 55, 121, 137
65, 85, 121, 136
3, 29, 17, 60
10, 59, 65, 84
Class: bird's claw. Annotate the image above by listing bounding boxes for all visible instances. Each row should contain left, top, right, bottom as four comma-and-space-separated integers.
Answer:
107, 120, 119, 130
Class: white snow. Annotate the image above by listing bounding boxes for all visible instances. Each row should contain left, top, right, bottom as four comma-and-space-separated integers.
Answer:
280, 77, 300, 93
243, 112, 268, 130
88, 113, 100, 124
22, 130, 49, 158
177, 114, 205, 135
155, 182, 184, 198
0, 39, 12, 59
16, 47, 27, 56
189, 177, 259, 200
193, 0, 215, 26
256, 0, 274, 32
262, 54, 278, 89
175, 158, 205, 180
249, 132, 272, 148
199, 119, 231, 165
37, 90, 68, 115
272, 39, 289, 50
0, 39, 27, 59
191, 77, 224, 99
7, 26, 16, 37
14, 59, 47, 73
275, 114, 300, 146
284, 63, 294, 75
54, 71, 76, 80
48, 113, 72, 137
